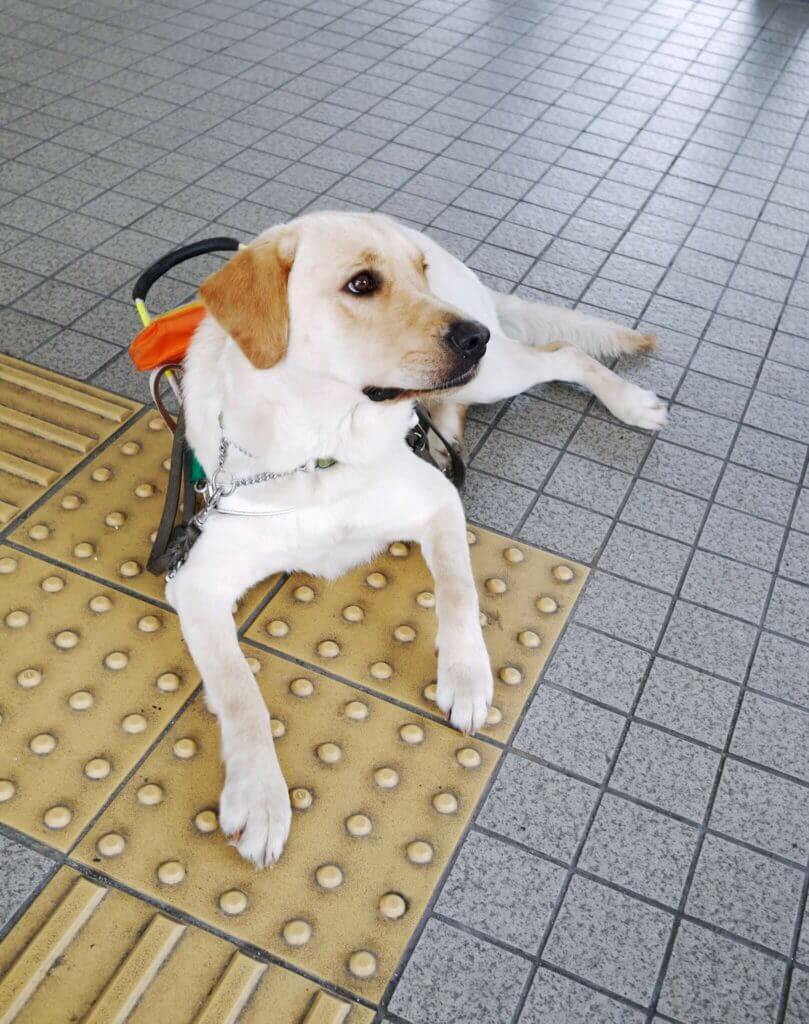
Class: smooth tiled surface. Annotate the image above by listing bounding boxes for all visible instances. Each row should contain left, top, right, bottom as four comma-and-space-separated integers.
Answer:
2, 0, 809, 1019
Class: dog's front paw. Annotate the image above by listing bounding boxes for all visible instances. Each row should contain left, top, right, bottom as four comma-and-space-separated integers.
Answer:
609, 381, 669, 431
436, 632, 493, 734
219, 749, 292, 867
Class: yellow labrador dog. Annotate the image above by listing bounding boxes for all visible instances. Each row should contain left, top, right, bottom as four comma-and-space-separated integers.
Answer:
168, 211, 667, 867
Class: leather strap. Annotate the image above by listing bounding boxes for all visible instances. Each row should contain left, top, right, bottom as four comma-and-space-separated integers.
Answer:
147, 407, 196, 575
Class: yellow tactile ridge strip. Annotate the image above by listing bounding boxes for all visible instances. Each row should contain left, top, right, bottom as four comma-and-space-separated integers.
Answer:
246, 528, 587, 742
11, 411, 281, 626
0, 868, 373, 1023
74, 647, 498, 1001
0, 354, 140, 529
0, 545, 199, 851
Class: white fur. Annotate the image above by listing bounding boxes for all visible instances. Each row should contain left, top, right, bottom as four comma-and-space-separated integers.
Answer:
167, 214, 667, 867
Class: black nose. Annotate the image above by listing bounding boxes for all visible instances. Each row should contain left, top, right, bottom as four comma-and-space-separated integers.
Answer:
445, 320, 490, 359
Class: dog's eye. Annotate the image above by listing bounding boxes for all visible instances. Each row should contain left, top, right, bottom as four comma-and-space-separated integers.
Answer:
345, 271, 377, 295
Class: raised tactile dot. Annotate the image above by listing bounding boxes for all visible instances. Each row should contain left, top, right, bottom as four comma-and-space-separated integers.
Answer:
389, 542, 408, 557
348, 951, 377, 979
366, 572, 387, 589
480, 612, 488, 627
283, 920, 312, 946
121, 441, 140, 455
370, 661, 392, 680
422, 682, 437, 702
41, 575, 64, 593
456, 747, 481, 769
271, 718, 285, 739
17, 668, 41, 689
194, 810, 218, 833
156, 672, 180, 693
245, 658, 260, 674
499, 666, 522, 686
68, 690, 93, 710
290, 678, 314, 698
104, 651, 128, 670
137, 784, 163, 805
148, 417, 163, 431
346, 813, 372, 837
27, 525, 49, 541
85, 757, 110, 780
91, 467, 111, 482
345, 700, 369, 721
399, 723, 424, 745
157, 861, 185, 885
552, 564, 574, 582
161, 459, 170, 471
44, 805, 72, 830
73, 541, 94, 559
406, 840, 434, 864
432, 792, 458, 814
485, 577, 507, 594
291, 787, 313, 810
316, 864, 343, 889
318, 639, 340, 658
219, 890, 248, 915
134, 483, 154, 499
122, 713, 146, 734
105, 511, 126, 528
0, 556, 18, 572
60, 493, 82, 510
374, 767, 399, 789
54, 630, 78, 649
97, 832, 125, 857
518, 630, 541, 648
317, 742, 342, 764
266, 619, 289, 638
173, 738, 197, 760
293, 585, 315, 602
379, 893, 407, 920
6, 609, 29, 628
138, 614, 161, 632
486, 706, 503, 726
89, 594, 112, 613
0, 781, 15, 802
504, 546, 525, 564
119, 560, 141, 578
416, 590, 435, 609
466, 530, 477, 545
342, 604, 364, 622
29, 733, 56, 755
393, 624, 416, 642
536, 596, 558, 614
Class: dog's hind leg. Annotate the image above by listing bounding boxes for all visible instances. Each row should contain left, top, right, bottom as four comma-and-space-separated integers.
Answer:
491, 289, 656, 361
166, 532, 292, 868
453, 334, 668, 431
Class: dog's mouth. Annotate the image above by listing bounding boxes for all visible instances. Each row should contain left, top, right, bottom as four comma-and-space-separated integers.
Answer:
364, 362, 480, 403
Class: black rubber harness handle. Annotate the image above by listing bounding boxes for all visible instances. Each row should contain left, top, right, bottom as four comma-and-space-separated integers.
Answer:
132, 237, 241, 304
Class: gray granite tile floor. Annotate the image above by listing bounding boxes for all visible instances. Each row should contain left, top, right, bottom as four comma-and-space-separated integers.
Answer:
2, 0, 809, 1019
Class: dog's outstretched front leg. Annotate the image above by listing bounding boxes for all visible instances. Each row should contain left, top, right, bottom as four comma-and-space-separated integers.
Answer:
456, 334, 668, 431
418, 490, 493, 733
167, 545, 291, 867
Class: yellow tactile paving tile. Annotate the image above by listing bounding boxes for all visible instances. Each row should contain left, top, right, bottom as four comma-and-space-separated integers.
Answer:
246, 528, 587, 742
0, 545, 198, 851
11, 411, 280, 626
0, 867, 373, 1023
0, 354, 140, 529
74, 647, 497, 1001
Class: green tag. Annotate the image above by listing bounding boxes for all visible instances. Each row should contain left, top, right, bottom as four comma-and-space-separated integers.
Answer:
189, 450, 206, 483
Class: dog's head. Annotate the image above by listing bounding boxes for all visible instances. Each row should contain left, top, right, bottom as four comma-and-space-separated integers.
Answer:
198, 211, 489, 396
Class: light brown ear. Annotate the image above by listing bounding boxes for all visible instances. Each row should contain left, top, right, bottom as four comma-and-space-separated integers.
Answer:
199, 233, 294, 369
